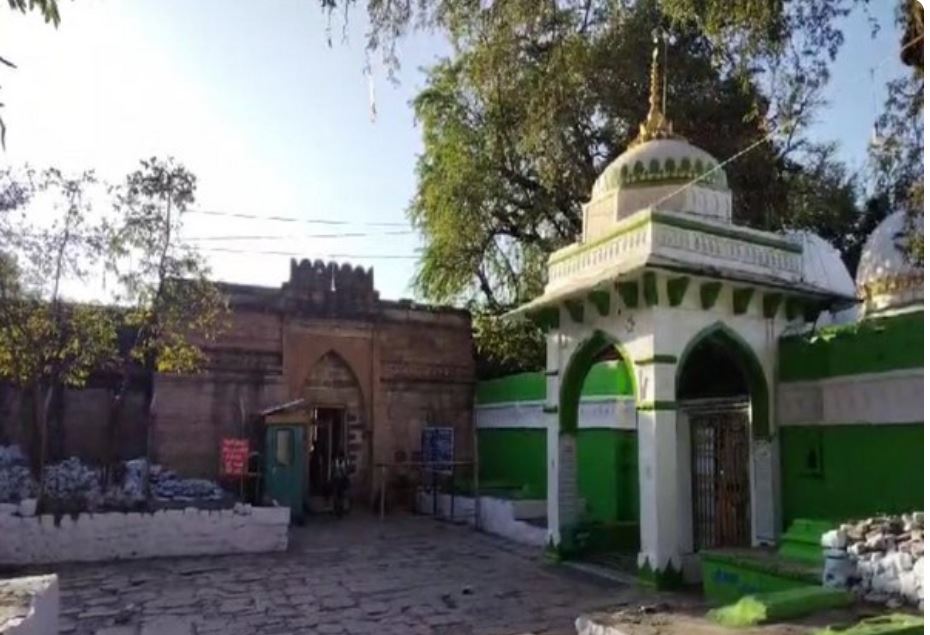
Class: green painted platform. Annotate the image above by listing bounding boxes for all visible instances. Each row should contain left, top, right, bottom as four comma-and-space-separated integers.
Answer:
700, 548, 822, 605
777, 519, 834, 566
707, 586, 853, 628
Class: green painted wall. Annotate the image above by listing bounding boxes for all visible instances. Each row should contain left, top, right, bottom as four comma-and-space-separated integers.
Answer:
780, 424, 923, 527
476, 428, 547, 498
475, 360, 634, 405
578, 429, 638, 523
779, 311, 923, 381
475, 361, 638, 517
476, 372, 545, 405
579, 360, 635, 397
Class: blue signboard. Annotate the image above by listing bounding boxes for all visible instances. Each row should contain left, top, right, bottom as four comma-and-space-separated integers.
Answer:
421, 427, 454, 472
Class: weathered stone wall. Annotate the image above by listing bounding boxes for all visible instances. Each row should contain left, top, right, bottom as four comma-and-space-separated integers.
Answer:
376, 308, 474, 471
0, 504, 289, 565
1, 262, 476, 499
151, 307, 286, 478
0, 384, 148, 465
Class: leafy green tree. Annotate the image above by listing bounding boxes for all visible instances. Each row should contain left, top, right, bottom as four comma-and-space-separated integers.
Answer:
404, 0, 870, 374
0, 167, 116, 474
105, 157, 228, 472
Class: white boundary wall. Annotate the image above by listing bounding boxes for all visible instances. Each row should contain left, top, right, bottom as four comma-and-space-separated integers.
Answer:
415, 490, 547, 547
0, 505, 290, 565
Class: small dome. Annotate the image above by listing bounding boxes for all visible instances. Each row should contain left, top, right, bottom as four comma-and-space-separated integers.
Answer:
591, 138, 727, 198
782, 230, 856, 298
856, 210, 923, 315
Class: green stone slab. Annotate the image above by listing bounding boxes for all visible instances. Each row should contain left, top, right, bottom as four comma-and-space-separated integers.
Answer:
811, 614, 925, 635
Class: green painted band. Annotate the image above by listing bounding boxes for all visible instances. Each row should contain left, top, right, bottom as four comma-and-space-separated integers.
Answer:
549, 216, 651, 266
637, 400, 678, 411
635, 355, 678, 365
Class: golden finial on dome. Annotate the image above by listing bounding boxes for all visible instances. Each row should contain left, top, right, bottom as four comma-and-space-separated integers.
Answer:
632, 29, 679, 146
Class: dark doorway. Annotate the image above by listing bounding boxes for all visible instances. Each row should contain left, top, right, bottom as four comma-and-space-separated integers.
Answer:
308, 407, 346, 501
678, 335, 752, 550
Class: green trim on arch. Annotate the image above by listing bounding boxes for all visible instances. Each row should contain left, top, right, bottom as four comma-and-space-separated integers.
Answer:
763, 293, 783, 319
733, 287, 755, 315
565, 299, 585, 323
700, 282, 723, 310
677, 321, 771, 438
637, 400, 678, 411
643, 272, 659, 307
666, 276, 691, 307
588, 290, 611, 317
635, 355, 678, 365
617, 280, 639, 309
559, 330, 638, 434
785, 297, 804, 321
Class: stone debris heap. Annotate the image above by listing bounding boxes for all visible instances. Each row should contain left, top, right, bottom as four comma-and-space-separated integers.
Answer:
822, 512, 923, 609
0, 445, 36, 503
122, 458, 225, 503
0, 445, 225, 510
44, 457, 102, 506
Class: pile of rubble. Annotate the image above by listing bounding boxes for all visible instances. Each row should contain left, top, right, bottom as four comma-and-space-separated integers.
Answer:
822, 512, 923, 608
44, 457, 103, 508
0, 445, 37, 503
0, 445, 226, 511
122, 458, 225, 503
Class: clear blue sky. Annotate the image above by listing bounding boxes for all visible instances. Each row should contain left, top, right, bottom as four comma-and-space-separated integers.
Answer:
0, 1, 909, 300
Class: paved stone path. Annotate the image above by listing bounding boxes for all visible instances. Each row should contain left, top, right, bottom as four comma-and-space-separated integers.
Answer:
45, 514, 646, 634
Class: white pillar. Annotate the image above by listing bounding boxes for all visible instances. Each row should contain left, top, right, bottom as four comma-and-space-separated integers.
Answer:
751, 437, 778, 545
544, 330, 581, 548
635, 353, 684, 588
636, 408, 683, 585
547, 425, 578, 548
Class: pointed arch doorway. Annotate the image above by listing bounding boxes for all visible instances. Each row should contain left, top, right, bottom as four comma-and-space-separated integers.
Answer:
676, 324, 771, 554
304, 351, 367, 511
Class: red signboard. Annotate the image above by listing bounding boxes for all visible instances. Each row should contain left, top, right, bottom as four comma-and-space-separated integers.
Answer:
221, 438, 249, 476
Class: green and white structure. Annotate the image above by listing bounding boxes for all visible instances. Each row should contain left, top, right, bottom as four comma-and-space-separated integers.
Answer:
498, 45, 923, 588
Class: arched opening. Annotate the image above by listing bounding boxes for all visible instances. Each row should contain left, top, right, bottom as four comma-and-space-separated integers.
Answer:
677, 324, 767, 551
558, 330, 639, 557
304, 351, 367, 506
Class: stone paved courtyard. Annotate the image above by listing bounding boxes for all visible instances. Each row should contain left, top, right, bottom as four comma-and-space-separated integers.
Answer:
42, 513, 651, 635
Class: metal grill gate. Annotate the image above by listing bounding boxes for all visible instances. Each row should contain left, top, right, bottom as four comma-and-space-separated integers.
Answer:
690, 405, 751, 550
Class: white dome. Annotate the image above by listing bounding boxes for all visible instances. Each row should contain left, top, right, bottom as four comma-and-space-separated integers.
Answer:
782, 230, 856, 299
855, 210, 923, 315
592, 139, 727, 197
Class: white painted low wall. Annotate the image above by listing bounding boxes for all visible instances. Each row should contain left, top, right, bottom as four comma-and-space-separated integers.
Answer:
416, 490, 547, 547
0, 504, 290, 566
0, 575, 59, 635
